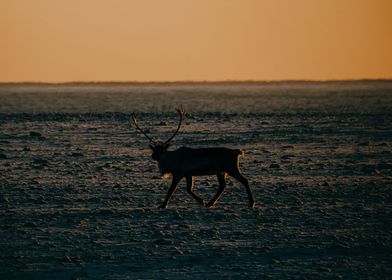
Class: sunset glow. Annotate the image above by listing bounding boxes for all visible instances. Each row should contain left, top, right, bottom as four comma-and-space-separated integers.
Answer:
1, 0, 391, 82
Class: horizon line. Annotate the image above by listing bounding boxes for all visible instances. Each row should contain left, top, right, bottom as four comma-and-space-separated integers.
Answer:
1, 78, 392, 85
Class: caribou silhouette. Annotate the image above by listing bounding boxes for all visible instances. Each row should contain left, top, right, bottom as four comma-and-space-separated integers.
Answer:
132, 108, 255, 208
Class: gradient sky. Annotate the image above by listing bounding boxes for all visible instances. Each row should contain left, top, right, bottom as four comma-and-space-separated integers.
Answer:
1, 0, 391, 82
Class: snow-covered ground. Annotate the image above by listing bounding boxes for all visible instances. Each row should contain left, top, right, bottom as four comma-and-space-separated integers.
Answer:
1, 81, 391, 278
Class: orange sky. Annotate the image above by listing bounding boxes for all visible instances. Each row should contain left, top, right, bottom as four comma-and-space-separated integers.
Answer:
1, 0, 391, 82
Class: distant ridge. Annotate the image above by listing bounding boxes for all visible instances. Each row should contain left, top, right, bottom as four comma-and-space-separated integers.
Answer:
1, 79, 392, 86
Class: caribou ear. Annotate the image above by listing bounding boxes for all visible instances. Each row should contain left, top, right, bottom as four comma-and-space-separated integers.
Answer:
149, 144, 155, 150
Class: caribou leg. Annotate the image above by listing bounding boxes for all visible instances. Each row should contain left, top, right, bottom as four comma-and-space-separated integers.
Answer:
206, 172, 227, 208
228, 171, 255, 208
186, 176, 206, 206
158, 175, 182, 208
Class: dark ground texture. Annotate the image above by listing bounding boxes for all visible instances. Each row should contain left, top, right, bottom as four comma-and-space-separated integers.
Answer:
0, 82, 391, 279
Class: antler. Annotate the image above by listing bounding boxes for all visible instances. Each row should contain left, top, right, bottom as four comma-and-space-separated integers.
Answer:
131, 113, 157, 144
163, 107, 185, 145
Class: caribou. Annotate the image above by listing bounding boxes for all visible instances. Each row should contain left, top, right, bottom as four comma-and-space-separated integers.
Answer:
131, 108, 255, 208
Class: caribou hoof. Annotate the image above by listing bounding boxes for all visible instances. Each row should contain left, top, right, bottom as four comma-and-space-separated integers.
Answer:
205, 202, 214, 208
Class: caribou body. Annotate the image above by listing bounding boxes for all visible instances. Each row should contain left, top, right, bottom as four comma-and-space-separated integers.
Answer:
132, 108, 255, 208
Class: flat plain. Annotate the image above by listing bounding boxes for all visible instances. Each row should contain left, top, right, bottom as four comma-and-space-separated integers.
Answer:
0, 81, 391, 279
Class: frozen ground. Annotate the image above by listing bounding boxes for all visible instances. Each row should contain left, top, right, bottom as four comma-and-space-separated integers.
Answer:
0, 81, 391, 279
